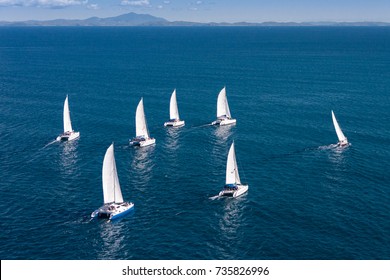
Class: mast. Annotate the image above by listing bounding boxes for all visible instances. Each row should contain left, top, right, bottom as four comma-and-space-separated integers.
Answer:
224, 88, 232, 119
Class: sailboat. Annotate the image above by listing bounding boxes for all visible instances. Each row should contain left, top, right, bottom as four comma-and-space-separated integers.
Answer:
218, 142, 248, 198
331, 110, 349, 146
211, 87, 236, 126
130, 98, 156, 147
56, 95, 80, 141
91, 143, 134, 220
164, 89, 185, 127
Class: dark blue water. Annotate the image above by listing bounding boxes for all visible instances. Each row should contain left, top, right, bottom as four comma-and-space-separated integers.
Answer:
0, 27, 389, 260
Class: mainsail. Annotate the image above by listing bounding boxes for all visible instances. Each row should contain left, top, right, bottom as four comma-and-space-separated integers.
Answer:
135, 98, 149, 138
169, 89, 180, 120
331, 110, 347, 142
217, 87, 231, 118
102, 144, 123, 204
225, 142, 241, 185
63, 95, 73, 133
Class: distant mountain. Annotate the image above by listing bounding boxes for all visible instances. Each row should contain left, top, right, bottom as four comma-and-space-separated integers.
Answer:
0, 12, 389, 27
88, 12, 168, 26
0, 12, 167, 26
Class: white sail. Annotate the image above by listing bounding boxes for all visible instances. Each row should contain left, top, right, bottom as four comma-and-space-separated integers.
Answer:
102, 144, 123, 204
169, 89, 180, 120
216, 87, 231, 118
331, 110, 347, 143
63, 95, 73, 133
135, 98, 149, 138
225, 142, 241, 185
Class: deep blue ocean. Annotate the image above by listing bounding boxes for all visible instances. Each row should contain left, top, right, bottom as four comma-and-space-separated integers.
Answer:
0, 27, 389, 260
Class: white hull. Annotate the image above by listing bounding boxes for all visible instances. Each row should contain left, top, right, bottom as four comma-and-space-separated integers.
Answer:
91, 202, 134, 220
219, 184, 248, 198
56, 131, 80, 142
338, 140, 350, 147
130, 137, 156, 147
212, 118, 236, 126
164, 120, 185, 127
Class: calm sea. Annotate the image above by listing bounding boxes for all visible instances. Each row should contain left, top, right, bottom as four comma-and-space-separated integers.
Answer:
0, 27, 389, 259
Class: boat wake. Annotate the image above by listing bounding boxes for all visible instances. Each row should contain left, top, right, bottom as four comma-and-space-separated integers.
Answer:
89, 217, 112, 224
191, 123, 213, 129
318, 144, 338, 150
209, 195, 220, 200
42, 139, 59, 149
318, 143, 351, 151
262, 146, 319, 162
180, 123, 212, 135
26, 141, 59, 164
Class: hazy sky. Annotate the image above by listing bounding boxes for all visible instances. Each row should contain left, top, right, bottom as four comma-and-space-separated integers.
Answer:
0, 0, 389, 22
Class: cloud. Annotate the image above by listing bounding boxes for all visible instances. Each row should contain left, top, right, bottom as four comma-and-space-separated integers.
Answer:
87, 3, 98, 9
0, 0, 87, 8
163, 0, 169, 4
120, 0, 150, 6
196, 0, 202, 4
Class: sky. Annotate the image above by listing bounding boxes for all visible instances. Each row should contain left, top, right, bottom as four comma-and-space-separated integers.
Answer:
0, 0, 390, 23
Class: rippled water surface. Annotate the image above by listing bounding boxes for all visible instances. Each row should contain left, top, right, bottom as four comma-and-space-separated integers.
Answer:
0, 27, 389, 259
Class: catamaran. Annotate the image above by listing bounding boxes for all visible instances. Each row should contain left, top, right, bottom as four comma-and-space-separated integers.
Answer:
130, 98, 156, 147
91, 143, 134, 220
331, 110, 349, 147
211, 87, 236, 126
218, 142, 248, 198
56, 95, 80, 141
164, 89, 185, 127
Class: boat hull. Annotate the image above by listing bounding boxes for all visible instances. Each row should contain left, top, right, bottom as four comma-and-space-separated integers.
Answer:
212, 118, 236, 126
130, 137, 156, 147
56, 131, 80, 142
219, 184, 248, 198
164, 120, 185, 127
338, 139, 349, 147
91, 202, 134, 220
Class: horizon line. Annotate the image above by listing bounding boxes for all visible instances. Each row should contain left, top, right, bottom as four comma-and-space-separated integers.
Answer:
1, 12, 390, 26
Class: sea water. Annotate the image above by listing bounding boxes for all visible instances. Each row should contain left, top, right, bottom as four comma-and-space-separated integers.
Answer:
0, 26, 389, 259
